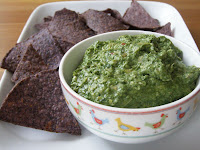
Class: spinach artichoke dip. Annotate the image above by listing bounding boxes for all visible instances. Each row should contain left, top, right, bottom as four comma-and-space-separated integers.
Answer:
70, 34, 200, 108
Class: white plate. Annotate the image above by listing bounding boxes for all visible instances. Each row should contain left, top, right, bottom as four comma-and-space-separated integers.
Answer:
0, 1, 199, 150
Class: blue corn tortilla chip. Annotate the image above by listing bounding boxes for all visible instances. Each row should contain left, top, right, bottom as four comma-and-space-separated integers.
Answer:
11, 44, 49, 83
35, 16, 52, 30
27, 28, 64, 69
0, 28, 63, 72
48, 8, 96, 45
35, 8, 93, 53
103, 8, 124, 23
0, 42, 30, 73
0, 70, 81, 135
81, 9, 129, 34
123, 0, 160, 29
156, 22, 173, 36
55, 38, 74, 53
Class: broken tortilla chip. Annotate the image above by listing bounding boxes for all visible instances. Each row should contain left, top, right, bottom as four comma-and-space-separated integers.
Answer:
123, 0, 160, 29
0, 70, 81, 135
11, 44, 49, 83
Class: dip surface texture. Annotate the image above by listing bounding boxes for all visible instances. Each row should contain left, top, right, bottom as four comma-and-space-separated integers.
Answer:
70, 35, 200, 108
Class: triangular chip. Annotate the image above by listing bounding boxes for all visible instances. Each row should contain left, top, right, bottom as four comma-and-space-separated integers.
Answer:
28, 28, 64, 69
123, 0, 160, 29
0, 42, 29, 73
1, 28, 63, 72
156, 22, 173, 36
11, 44, 49, 83
0, 70, 81, 135
48, 8, 96, 46
42, 8, 91, 53
81, 9, 129, 34
35, 8, 79, 31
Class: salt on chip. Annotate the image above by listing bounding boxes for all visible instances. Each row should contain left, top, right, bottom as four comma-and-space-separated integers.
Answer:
0, 70, 81, 135
123, 0, 160, 29
11, 44, 49, 83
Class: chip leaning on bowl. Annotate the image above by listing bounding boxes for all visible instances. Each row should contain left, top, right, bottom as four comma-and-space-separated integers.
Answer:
70, 34, 200, 108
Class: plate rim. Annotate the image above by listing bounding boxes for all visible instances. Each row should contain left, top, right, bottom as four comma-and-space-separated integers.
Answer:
0, 0, 199, 148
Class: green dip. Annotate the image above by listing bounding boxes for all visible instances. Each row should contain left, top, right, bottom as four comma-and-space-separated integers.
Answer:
70, 34, 200, 108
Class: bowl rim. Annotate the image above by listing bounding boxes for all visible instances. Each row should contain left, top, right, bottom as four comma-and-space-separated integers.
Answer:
59, 30, 200, 114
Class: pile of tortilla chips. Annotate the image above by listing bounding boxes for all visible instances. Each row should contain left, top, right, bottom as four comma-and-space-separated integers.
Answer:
0, 0, 173, 135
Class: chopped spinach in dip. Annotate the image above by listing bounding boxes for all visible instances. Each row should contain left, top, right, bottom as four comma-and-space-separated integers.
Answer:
70, 34, 200, 108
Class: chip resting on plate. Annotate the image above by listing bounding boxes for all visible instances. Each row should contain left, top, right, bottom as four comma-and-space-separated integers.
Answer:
0, 42, 30, 73
11, 44, 49, 83
48, 8, 96, 46
35, 9, 76, 53
123, 0, 160, 29
82, 9, 129, 34
0, 28, 63, 72
156, 22, 173, 36
27, 28, 64, 69
35, 8, 79, 31
0, 70, 81, 135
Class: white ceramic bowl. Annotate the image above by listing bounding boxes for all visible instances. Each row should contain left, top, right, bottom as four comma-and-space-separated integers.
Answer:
59, 30, 200, 144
